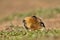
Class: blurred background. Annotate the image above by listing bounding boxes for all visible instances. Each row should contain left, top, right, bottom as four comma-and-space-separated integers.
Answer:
0, 0, 60, 40
0, 0, 60, 18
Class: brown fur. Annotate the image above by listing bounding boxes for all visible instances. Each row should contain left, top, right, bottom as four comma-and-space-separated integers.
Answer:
23, 16, 45, 31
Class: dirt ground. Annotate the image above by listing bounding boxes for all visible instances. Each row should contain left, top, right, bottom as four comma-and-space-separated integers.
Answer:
0, 0, 60, 31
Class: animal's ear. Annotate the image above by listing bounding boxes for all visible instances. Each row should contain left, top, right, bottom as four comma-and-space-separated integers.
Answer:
40, 22, 45, 27
32, 16, 37, 19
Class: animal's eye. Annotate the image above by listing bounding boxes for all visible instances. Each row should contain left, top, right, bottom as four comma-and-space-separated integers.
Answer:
40, 22, 45, 27
40, 22, 43, 24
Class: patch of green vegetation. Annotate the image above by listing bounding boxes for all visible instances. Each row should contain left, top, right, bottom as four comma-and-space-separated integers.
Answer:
54, 8, 60, 13
0, 25, 60, 40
